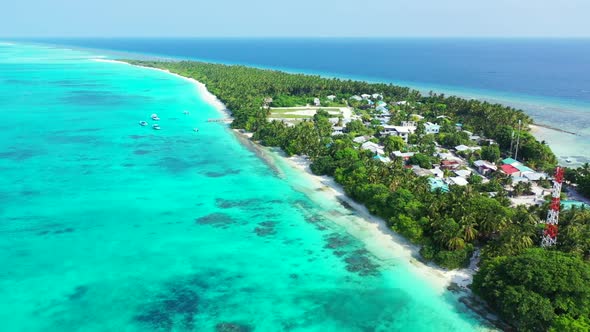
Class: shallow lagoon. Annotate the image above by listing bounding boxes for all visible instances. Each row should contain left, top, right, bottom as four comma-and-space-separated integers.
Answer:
0, 44, 488, 331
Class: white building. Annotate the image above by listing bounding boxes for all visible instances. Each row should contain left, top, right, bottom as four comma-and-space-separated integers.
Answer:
361, 141, 385, 155
449, 176, 469, 186
454, 169, 472, 178
372, 93, 383, 100
361, 94, 371, 100
313, 98, 321, 106
424, 122, 440, 134
380, 123, 417, 143
392, 151, 415, 160
327, 95, 336, 101
331, 126, 344, 136
430, 167, 444, 178
350, 95, 363, 101
353, 135, 370, 144
455, 145, 481, 152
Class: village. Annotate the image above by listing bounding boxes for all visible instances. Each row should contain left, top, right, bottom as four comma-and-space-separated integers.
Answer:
268, 92, 564, 209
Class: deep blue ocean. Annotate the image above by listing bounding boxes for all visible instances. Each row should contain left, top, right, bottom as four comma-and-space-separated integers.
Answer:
14, 38, 590, 164
20, 38, 590, 104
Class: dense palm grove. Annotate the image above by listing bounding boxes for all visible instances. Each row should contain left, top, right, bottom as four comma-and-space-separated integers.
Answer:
128, 60, 590, 331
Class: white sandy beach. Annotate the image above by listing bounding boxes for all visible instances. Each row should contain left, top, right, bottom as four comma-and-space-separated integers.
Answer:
277, 153, 475, 293
113, 58, 475, 295
92, 59, 229, 118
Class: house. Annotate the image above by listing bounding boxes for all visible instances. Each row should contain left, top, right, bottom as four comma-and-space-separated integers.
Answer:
361, 141, 385, 155
375, 115, 390, 124
392, 151, 415, 160
441, 159, 461, 170
462, 130, 473, 136
501, 164, 521, 177
515, 164, 534, 173
449, 176, 469, 186
353, 136, 370, 144
327, 95, 336, 101
502, 157, 520, 166
511, 176, 530, 184
350, 95, 363, 101
361, 94, 371, 100
380, 125, 416, 142
456, 123, 463, 131
313, 98, 321, 106
474, 160, 498, 175
455, 145, 481, 153
454, 169, 472, 178
373, 155, 391, 163
436, 115, 449, 119
523, 172, 547, 181
396, 101, 408, 106
469, 135, 481, 141
429, 178, 450, 193
372, 93, 383, 100
413, 166, 432, 177
430, 167, 444, 178
331, 126, 344, 136
424, 122, 440, 134
376, 100, 387, 107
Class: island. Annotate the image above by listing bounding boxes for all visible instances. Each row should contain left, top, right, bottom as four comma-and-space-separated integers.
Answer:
125, 59, 590, 331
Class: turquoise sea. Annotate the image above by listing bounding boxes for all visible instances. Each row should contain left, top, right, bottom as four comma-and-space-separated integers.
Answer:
0, 43, 489, 330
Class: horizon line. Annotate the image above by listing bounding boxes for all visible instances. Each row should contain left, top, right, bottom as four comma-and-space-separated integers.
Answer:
3, 36, 590, 40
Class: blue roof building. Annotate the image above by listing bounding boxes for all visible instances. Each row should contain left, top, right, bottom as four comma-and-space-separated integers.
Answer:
428, 177, 450, 193
502, 158, 519, 165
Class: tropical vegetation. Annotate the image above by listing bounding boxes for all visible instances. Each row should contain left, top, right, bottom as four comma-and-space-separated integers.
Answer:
125, 60, 589, 330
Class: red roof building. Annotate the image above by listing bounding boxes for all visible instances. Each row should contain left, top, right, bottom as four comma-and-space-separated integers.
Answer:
500, 164, 520, 175
441, 160, 460, 169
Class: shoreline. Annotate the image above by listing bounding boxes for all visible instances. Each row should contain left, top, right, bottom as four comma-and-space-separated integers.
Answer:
96, 58, 505, 328
109, 58, 477, 292
92, 59, 230, 119
229, 129, 475, 293
280, 152, 476, 292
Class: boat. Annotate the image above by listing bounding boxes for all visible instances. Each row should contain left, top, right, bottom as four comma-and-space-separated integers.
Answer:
152, 124, 161, 130
183, 110, 190, 115
193, 128, 199, 132
566, 158, 573, 163
139, 121, 148, 126
151, 113, 160, 121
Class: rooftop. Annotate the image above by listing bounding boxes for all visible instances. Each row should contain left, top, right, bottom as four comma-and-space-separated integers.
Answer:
501, 164, 520, 175
502, 157, 519, 165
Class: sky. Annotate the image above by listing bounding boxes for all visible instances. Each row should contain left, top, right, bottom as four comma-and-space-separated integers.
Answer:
1, 0, 590, 38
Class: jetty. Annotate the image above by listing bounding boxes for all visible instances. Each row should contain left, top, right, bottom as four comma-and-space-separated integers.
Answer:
207, 118, 233, 123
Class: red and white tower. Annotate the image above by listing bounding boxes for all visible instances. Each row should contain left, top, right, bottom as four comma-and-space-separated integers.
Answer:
541, 167, 564, 247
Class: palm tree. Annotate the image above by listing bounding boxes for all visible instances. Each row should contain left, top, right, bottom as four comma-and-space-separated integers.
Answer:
447, 236, 466, 250
460, 218, 479, 242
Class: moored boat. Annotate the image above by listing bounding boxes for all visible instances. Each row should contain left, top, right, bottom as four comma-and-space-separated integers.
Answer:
151, 113, 160, 121
139, 121, 148, 126
152, 124, 161, 130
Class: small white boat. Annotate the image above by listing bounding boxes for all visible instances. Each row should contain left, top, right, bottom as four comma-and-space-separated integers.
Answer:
566, 158, 573, 163
139, 121, 148, 126
152, 124, 161, 130
183, 110, 190, 115
193, 128, 199, 132
151, 113, 160, 121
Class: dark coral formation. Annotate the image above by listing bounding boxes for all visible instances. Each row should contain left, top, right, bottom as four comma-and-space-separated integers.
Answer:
195, 213, 235, 229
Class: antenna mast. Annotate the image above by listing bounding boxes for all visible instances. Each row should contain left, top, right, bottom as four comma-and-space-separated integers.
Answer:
541, 167, 564, 247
